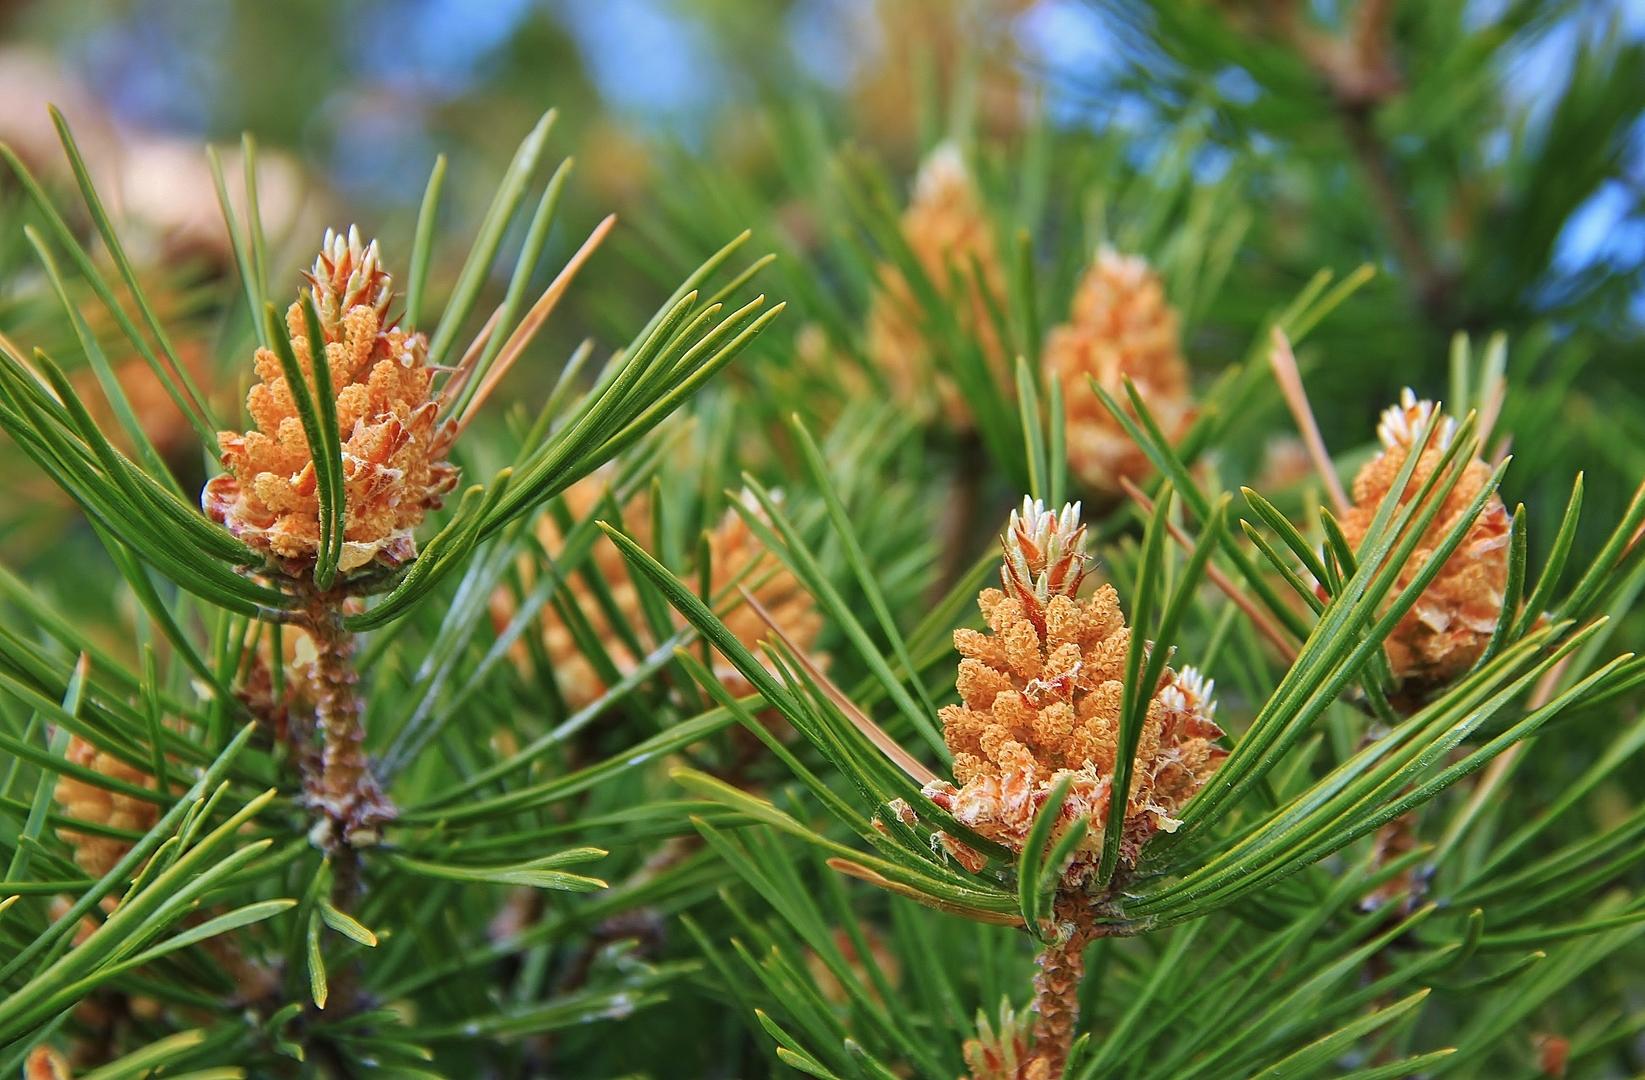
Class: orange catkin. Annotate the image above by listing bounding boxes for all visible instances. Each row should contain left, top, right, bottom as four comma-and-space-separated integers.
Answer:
865, 144, 1008, 425
1339, 390, 1510, 688
204, 227, 458, 576
1044, 248, 1194, 495
497, 480, 822, 710
923, 498, 1224, 880
52, 735, 158, 878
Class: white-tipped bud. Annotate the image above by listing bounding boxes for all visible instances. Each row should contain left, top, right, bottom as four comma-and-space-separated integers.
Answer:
926, 505, 1227, 883
1159, 664, 1218, 725
1000, 496, 1089, 613
308, 225, 393, 333
1377, 388, 1456, 452
1093, 242, 1151, 281
913, 140, 969, 202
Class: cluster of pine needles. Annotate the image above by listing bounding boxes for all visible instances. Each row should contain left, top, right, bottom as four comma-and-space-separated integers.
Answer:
0, 26, 1643, 1080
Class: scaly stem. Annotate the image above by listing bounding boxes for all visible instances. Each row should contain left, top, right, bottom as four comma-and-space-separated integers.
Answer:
289, 589, 391, 1024
300, 590, 393, 858
1031, 900, 1100, 1077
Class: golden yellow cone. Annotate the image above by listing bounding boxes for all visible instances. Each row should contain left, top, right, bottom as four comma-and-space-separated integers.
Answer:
1339, 390, 1510, 688
203, 227, 458, 575
1044, 248, 1194, 495
52, 736, 159, 878
515, 474, 653, 711
923, 498, 1224, 880
702, 491, 827, 698
866, 144, 1008, 426
496, 479, 824, 711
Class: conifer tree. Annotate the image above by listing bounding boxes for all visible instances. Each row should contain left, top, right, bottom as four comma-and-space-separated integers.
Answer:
1, 2, 1642, 1076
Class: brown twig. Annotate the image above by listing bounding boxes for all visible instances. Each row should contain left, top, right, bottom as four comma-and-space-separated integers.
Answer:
1339, 107, 1447, 310
301, 595, 391, 849
265, 588, 396, 1026
1030, 898, 1103, 1077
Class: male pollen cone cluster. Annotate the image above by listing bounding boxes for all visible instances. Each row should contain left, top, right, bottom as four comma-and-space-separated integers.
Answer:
494, 477, 822, 710
51, 735, 279, 1027
923, 498, 1224, 880
1340, 389, 1510, 689
203, 227, 458, 576
1044, 247, 1195, 496
52, 735, 159, 878
866, 143, 1007, 425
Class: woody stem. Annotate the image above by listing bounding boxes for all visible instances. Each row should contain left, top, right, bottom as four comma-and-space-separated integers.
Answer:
1031, 902, 1099, 1076
301, 590, 393, 861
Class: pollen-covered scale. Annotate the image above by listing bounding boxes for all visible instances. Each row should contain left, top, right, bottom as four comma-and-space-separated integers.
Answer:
1340, 389, 1511, 689
922, 497, 1225, 882
203, 227, 459, 576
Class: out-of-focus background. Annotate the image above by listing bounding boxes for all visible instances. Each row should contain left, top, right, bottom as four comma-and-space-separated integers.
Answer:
5, 1, 1640, 315
5, 4, 1642, 315
1, 0, 1641, 547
